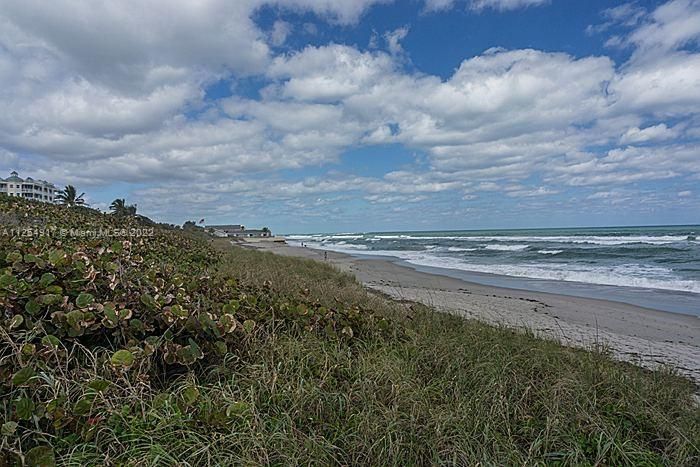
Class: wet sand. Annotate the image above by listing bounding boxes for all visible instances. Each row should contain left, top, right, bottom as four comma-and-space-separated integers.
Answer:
248, 241, 700, 384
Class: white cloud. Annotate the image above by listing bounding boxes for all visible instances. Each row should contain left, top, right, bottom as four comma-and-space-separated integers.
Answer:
626, 0, 700, 55
267, 45, 397, 102
678, 190, 692, 197
470, 0, 548, 11
0, 1, 269, 93
548, 144, 700, 187
384, 26, 410, 55
268, 0, 392, 25
586, 2, 647, 36
619, 123, 680, 144
270, 20, 293, 47
0, 0, 699, 225
610, 52, 700, 116
423, 0, 457, 12
424, 0, 548, 12
505, 186, 558, 197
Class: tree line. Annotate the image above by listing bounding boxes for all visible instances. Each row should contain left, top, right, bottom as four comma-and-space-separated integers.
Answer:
55, 184, 137, 217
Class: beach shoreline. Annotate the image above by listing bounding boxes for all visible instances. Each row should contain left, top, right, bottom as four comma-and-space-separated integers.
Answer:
247, 241, 700, 384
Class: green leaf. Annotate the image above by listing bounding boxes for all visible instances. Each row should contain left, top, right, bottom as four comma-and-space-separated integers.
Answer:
152, 393, 171, 409
118, 308, 132, 320
12, 366, 35, 386
222, 300, 239, 313
1, 421, 18, 436
41, 335, 61, 348
5, 251, 22, 263
140, 293, 157, 309
219, 314, 237, 333
0, 273, 17, 289
182, 386, 200, 407
44, 285, 63, 294
24, 253, 40, 263
129, 319, 144, 333
171, 304, 188, 318
214, 341, 228, 355
111, 241, 123, 253
88, 379, 111, 393
103, 304, 118, 321
378, 318, 389, 331
111, 349, 135, 368
48, 249, 66, 266
73, 398, 93, 416
38, 294, 62, 305
8, 314, 24, 329
66, 310, 84, 328
176, 339, 203, 365
242, 319, 256, 333
25, 299, 41, 315
226, 401, 250, 416
15, 397, 35, 420
39, 272, 56, 287
76, 292, 94, 308
24, 445, 56, 467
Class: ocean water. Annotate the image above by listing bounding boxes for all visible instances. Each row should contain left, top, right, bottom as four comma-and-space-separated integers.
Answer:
287, 226, 700, 316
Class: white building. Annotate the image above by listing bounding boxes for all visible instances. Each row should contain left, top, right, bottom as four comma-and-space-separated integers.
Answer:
209, 224, 272, 238
0, 171, 57, 202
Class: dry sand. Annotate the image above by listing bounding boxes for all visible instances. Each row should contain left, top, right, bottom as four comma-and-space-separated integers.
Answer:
247, 242, 700, 384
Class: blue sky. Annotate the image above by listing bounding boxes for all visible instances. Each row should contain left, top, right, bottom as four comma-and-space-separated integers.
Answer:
1, 0, 699, 233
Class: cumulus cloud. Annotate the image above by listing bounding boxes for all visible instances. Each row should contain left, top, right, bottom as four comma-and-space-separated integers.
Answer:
0, 0, 699, 225
626, 0, 700, 55
619, 124, 680, 144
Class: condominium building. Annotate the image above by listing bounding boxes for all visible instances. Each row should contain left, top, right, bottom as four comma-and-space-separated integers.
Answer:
0, 171, 57, 202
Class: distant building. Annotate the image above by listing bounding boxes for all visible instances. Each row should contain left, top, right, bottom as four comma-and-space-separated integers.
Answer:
209, 224, 272, 238
0, 171, 57, 202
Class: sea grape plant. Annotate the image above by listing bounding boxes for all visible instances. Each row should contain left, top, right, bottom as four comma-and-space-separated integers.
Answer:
0, 196, 392, 463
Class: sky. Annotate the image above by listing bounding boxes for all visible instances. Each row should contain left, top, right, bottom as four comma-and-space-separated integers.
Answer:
0, 0, 699, 233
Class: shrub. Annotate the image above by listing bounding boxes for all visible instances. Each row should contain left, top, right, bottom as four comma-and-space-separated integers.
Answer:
0, 197, 392, 463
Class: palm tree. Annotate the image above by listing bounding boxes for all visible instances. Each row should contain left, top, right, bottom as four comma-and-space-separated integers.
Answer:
56, 185, 85, 207
110, 199, 137, 216
110, 198, 127, 215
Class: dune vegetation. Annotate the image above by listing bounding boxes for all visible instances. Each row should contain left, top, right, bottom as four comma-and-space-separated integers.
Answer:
1, 196, 698, 466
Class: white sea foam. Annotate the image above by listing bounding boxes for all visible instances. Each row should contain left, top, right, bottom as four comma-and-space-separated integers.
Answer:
299, 242, 700, 294
538, 249, 563, 255
400, 256, 700, 294
327, 242, 368, 250
484, 244, 529, 251
293, 233, 692, 245
447, 247, 478, 252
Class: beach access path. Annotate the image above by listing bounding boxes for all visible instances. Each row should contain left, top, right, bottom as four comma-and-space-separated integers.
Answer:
247, 242, 700, 384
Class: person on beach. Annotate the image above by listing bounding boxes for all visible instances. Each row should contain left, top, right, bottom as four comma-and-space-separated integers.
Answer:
324, 251, 328, 261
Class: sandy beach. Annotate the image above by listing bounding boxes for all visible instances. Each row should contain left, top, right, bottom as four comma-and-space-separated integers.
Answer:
249, 241, 700, 384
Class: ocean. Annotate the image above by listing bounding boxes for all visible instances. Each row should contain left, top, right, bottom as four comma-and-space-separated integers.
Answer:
287, 226, 700, 316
